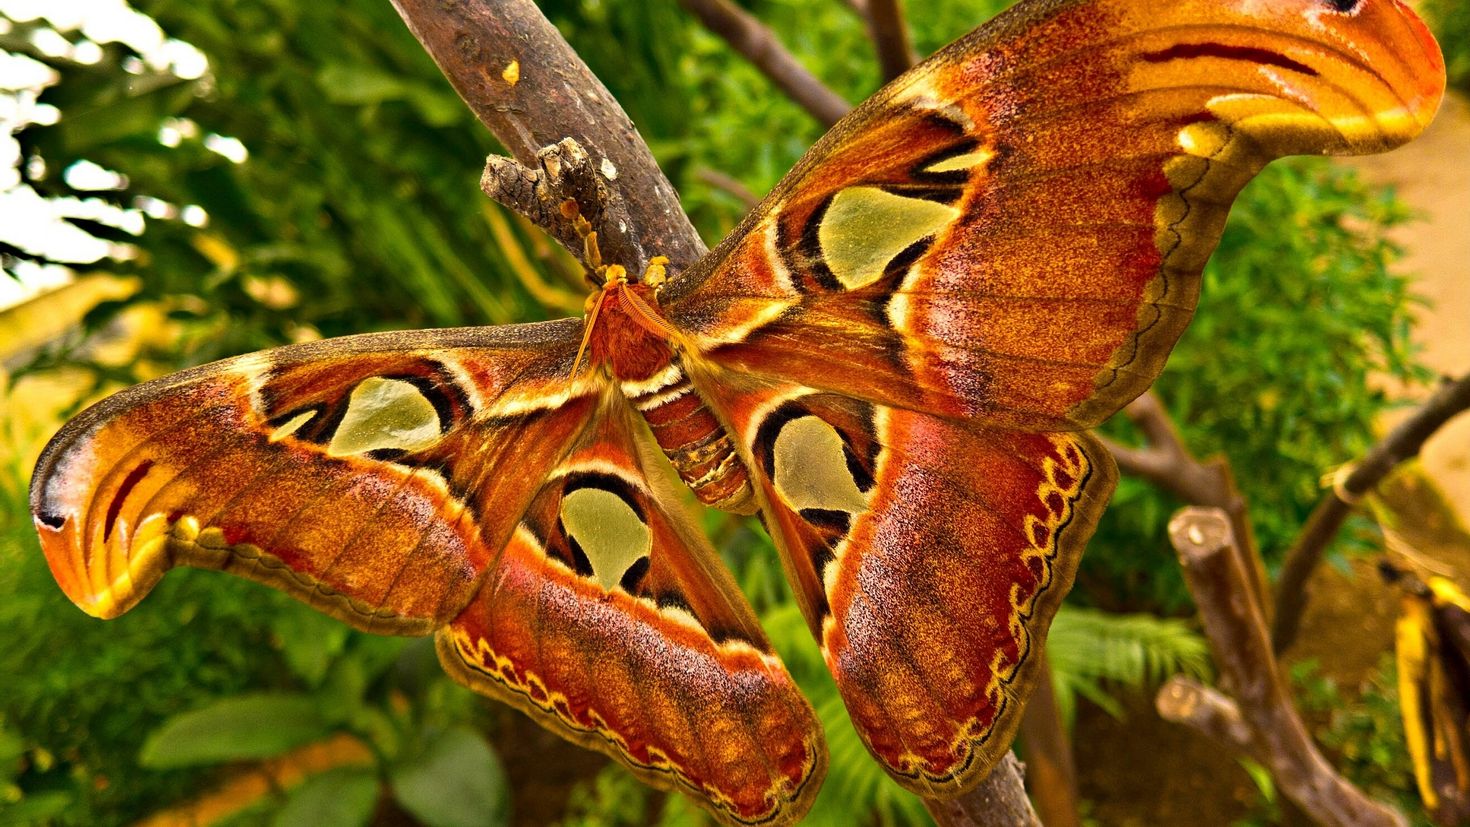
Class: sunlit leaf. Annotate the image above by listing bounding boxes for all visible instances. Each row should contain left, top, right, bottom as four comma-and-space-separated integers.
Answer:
139, 693, 330, 767
390, 727, 508, 827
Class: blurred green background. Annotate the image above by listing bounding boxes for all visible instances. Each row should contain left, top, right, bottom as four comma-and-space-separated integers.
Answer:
2, 0, 1463, 824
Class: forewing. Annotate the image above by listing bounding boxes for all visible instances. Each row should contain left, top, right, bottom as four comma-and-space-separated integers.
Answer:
663, 0, 1444, 430
29, 321, 595, 634
692, 368, 1116, 794
435, 392, 825, 826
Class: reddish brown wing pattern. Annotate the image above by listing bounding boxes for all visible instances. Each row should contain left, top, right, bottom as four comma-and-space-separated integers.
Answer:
31, 320, 825, 825
30, 322, 595, 633
691, 369, 1115, 794
436, 393, 824, 825
662, 0, 1443, 796
664, 0, 1444, 431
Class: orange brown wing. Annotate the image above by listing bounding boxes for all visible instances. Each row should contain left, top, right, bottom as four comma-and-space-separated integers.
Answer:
664, 0, 1444, 430
30, 323, 825, 825
436, 393, 824, 825
30, 322, 593, 634
665, 0, 1445, 796
689, 367, 1115, 795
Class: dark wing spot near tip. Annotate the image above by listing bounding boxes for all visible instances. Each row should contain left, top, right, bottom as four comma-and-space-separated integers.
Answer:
37, 510, 65, 529
103, 459, 154, 542
1139, 43, 1320, 77
618, 555, 650, 593
1325, 0, 1360, 11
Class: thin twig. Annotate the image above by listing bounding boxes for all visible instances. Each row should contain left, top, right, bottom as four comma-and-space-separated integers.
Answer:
1167, 508, 1407, 827
480, 202, 583, 315
694, 167, 761, 209
389, 0, 704, 273
1272, 373, 1470, 653
863, 0, 916, 81
676, 0, 851, 127
1156, 676, 1261, 762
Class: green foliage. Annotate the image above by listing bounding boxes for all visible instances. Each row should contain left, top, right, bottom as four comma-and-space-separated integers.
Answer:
140, 694, 331, 768
388, 727, 510, 827
1293, 656, 1431, 825
1046, 608, 1212, 724
273, 768, 379, 827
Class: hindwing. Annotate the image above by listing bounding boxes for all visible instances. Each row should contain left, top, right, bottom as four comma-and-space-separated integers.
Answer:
29, 323, 825, 825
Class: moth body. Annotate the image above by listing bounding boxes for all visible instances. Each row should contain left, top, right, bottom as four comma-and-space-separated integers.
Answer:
590, 274, 758, 514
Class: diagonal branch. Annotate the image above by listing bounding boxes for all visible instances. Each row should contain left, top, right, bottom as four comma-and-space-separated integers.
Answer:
676, 0, 851, 127
1272, 372, 1470, 653
1096, 390, 1271, 618
1165, 508, 1407, 827
389, 0, 704, 273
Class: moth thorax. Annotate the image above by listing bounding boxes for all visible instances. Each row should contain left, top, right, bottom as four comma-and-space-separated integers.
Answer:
628, 367, 756, 515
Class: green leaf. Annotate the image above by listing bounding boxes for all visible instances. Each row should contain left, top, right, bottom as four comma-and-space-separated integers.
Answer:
0, 790, 73, 822
316, 64, 408, 105
390, 728, 508, 827
273, 767, 379, 827
139, 693, 331, 768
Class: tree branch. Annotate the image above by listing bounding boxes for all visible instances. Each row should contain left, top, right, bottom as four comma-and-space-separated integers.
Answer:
1156, 676, 1262, 762
923, 754, 1041, 827
676, 0, 851, 127
1167, 508, 1407, 827
1096, 391, 1271, 620
389, 0, 704, 273
1272, 373, 1470, 653
863, 0, 915, 81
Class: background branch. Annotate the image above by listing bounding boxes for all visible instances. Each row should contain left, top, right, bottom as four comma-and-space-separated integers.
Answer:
1017, 654, 1081, 827
390, 0, 704, 273
1097, 390, 1271, 619
677, 0, 851, 127
1167, 508, 1407, 827
1272, 373, 1470, 653
863, 0, 916, 81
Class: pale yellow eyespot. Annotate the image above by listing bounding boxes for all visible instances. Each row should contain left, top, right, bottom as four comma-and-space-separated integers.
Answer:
328, 377, 443, 456
818, 187, 959, 289
559, 487, 652, 591
772, 416, 868, 514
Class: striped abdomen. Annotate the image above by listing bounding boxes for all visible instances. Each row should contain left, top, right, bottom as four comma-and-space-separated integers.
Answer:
625, 367, 755, 514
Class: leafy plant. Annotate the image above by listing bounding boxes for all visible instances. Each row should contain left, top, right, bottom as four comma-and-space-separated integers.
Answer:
1293, 655, 1432, 826
1047, 608, 1212, 725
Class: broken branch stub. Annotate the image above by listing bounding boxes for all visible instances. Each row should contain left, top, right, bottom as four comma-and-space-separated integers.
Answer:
482, 138, 643, 276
